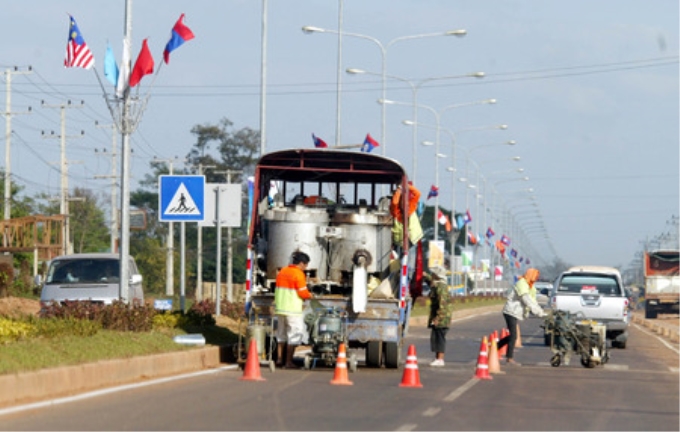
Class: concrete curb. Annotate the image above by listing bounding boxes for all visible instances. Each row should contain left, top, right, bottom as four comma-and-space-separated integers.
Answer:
630, 313, 679, 343
0, 346, 222, 409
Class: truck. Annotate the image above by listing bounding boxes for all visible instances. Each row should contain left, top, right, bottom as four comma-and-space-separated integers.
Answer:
244, 149, 415, 369
643, 250, 680, 319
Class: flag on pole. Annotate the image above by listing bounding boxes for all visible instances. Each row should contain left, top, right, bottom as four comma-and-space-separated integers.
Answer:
116, 38, 131, 98
511, 249, 518, 258
104, 43, 119, 86
500, 234, 511, 246
437, 210, 452, 232
427, 185, 439, 200
486, 227, 495, 238
64, 15, 94, 69
129, 39, 155, 87
463, 209, 472, 224
163, 13, 195, 64
361, 133, 380, 153
312, 133, 328, 148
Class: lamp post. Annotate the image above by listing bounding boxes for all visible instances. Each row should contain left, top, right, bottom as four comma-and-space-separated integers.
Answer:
348, 68, 487, 177
303, 26, 467, 155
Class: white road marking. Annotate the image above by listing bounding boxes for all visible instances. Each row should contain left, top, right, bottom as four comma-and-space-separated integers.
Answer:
0, 365, 238, 418
443, 377, 480, 402
632, 322, 680, 355
395, 423, 418, 431
422, 407, 441, 417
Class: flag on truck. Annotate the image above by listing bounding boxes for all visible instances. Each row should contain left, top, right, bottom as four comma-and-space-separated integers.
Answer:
427, 185, 439, 200
312, 133, 328, 148
361, 133, 379, 153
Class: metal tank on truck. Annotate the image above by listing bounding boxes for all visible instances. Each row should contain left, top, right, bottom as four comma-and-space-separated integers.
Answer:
244, 149, 417, 369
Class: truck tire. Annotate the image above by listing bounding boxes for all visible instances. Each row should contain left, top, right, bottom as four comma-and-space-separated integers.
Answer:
645, 303, 658, 319
366, 341, 382, 368
384, 342, 400, 369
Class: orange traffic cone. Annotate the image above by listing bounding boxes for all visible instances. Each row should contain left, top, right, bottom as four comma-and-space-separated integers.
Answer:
473, 336, 493, 380
515, 324, 523, 348
399, 345, 423, 388
330, 343, 353, 386
240, 339, 266, 381
488, 334, 503, 374
498, 328, 509, 357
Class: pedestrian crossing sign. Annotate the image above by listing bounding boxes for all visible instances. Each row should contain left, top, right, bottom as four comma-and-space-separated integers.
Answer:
159, 175, 205, 222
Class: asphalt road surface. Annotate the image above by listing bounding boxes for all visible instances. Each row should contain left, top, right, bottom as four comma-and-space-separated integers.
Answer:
1, 310, 677, 431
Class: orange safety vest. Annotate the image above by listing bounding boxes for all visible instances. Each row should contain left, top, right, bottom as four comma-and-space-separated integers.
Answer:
390, 184, 421, 221
274, 265, 312, 316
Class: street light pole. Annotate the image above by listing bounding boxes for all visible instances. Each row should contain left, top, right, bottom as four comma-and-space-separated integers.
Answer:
303, 26, 466, 156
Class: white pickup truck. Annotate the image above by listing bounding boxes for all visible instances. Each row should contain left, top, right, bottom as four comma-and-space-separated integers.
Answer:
547, 266, 629, 349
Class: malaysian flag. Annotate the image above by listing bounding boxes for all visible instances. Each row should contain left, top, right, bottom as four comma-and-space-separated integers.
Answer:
64, 15, 94, 69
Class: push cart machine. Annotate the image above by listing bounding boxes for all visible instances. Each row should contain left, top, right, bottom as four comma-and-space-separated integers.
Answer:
236, 297, 277, 372
543, 309, 609, 368
303, 299, 358, 371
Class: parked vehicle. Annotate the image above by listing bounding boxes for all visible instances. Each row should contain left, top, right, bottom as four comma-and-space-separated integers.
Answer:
534, 281, 553, 307
547, 266, 629, 348
39, 253, 144, 306
245, 149, 414, 369
643, 250, 679, 319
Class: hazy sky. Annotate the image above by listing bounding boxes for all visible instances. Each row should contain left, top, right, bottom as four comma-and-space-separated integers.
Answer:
1, 1, 678, 270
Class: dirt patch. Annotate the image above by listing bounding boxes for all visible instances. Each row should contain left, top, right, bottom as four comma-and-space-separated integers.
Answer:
0, 297, 41, 318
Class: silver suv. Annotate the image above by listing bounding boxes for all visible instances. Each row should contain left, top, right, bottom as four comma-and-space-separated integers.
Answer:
40, 253, 144, 306
547, 266, 629, 349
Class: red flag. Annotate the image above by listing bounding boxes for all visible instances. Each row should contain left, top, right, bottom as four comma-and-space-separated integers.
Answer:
409, 240, 424, 299
129, 39, 154, 87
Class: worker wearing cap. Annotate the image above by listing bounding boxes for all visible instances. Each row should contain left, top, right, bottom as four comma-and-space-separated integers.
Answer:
427, 266, 454, 367
275, 251, 312, 368
497, 267, 547, 365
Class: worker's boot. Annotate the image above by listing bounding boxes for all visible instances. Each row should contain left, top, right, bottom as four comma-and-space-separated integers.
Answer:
276, 343, 286, 367
285, 344, 298, 369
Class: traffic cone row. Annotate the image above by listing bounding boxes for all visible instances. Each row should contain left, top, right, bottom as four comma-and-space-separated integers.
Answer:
330, 343, 353, 386
487, 332, 503, 375
498, 328, 509, 357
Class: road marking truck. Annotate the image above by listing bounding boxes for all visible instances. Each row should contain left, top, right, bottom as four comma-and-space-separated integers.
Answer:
244, 149, 415, 368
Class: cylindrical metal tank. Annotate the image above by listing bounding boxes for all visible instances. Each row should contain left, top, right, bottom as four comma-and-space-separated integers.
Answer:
264, 205, 329, 280
328, 208, 392, 282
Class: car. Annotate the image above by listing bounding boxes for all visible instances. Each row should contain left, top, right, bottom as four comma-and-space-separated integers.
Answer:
547, 266, 629, 348
534, 281, 553, 307
39, 253, 144, 307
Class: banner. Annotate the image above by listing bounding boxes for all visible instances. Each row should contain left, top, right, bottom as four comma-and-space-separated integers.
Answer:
494, 265, 503, 281
428, 240, 445, 268
480, 259, 490, 279
462, 250, 473, 272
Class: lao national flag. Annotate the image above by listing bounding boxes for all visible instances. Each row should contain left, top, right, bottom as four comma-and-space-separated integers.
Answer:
64, 15, 94, 70
463, 209, 472, 224
312, 133, 328, 148
526, 258, 531, 265
427, 185, 439, 200
361, 133, 380, 153
500, 234, 511, 246
163, 14, 195, 64
511, 249, 518, 258
129, 39, 154, 87
486, 227, 495, 238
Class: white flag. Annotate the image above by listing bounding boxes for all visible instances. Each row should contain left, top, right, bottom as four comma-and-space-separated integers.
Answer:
116, 38, 131, 98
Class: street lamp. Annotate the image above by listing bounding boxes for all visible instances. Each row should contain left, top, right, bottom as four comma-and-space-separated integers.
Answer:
348, 68, 487, 175
303, 25, 467, 155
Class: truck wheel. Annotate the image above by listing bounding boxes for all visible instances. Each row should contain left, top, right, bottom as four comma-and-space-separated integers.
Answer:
366, 341, 382, 368
645, 304, 658, 319
384, 342, 400, 369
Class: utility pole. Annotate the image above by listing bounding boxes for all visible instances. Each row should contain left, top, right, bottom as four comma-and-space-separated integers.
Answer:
2, 67, 32, 226
41, 100, 84, 255
94, 121, 119, 252
155, 156, 182, 296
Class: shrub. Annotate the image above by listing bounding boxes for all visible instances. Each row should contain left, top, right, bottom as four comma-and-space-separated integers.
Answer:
219, 299, 247, 320
40, 300, 157, 332
0, 317, 35, 343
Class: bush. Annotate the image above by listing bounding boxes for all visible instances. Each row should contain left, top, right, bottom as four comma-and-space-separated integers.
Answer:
40, 300, 157, 332
0, 317, 35, 343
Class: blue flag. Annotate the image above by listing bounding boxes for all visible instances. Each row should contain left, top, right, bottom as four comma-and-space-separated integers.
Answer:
104, 44, 119, 86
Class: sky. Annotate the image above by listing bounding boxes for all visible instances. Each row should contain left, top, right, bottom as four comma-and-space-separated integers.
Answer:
1, 0, 678, 271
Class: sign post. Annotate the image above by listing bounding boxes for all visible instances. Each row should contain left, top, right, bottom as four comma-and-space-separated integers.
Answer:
159, 175, 205, 311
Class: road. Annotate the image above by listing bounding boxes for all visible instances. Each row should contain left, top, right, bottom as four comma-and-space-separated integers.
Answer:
1, 310, 677, 431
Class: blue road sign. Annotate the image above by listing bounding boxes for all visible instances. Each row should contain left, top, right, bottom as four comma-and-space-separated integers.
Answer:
159, 175, 205, 221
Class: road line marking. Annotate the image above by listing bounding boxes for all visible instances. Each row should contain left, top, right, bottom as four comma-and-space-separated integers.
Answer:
422, 407, 441, 417
0, 365, 237, 418
395, 423, 417, 431
633, 322, 680, 354
444, 377, 479, 402
603, 364, 629, 371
